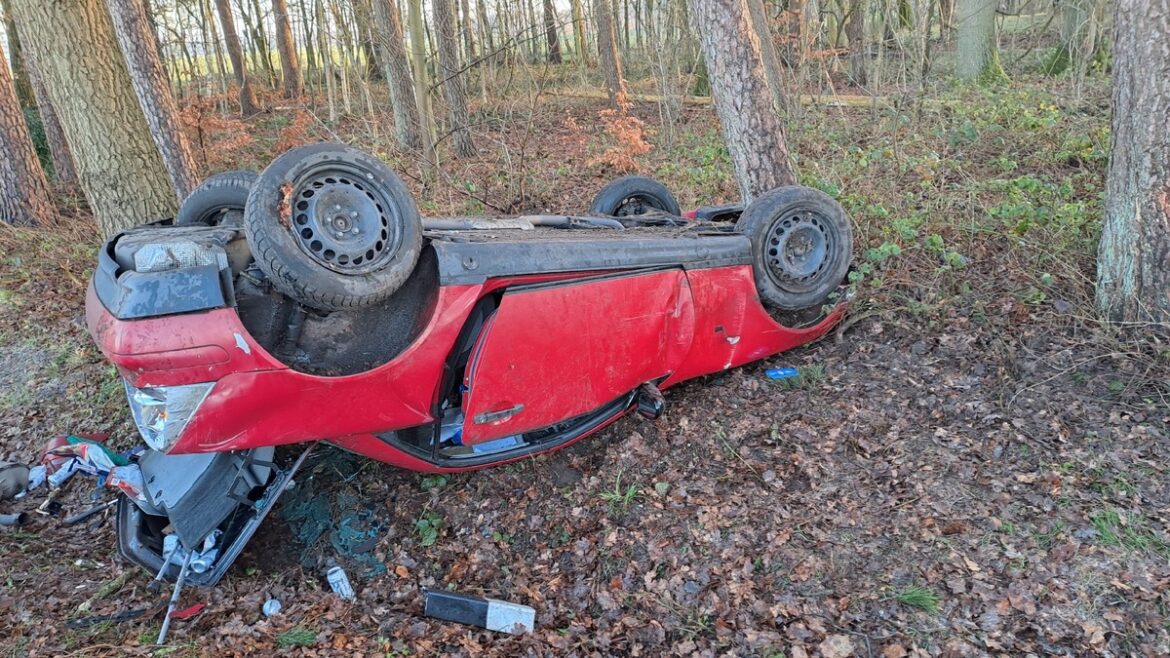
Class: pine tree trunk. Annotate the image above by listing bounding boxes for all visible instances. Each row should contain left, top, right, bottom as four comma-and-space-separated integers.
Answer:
25, 56, 79, 188
10, 0, 178, 234
744, 0, 785, 112
1097, 0, 1170, 328
371, 0, 422, 148
956, 0, 1006, 82
107, 0, 199, 201
0, 50, 54, 226
214, 0, 263, 115
543, 0, 562, 62
272, 0, 304, 97
1, 0, 34, 107
434, 0, 475, 156
689, 0, 796, 201
595, 0, 626, 105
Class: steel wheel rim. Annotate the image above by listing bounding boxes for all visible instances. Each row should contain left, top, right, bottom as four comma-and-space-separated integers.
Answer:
764, 209, 837, 293
289, 163, 402, 274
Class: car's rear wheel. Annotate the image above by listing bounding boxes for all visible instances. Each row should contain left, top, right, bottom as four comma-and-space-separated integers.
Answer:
736, 186, 853, 311
244, 143, 423, 312
590, 176, 682, 217
175, 170, 258, 227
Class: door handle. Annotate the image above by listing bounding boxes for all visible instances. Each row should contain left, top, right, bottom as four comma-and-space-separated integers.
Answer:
473, 404, 525, 424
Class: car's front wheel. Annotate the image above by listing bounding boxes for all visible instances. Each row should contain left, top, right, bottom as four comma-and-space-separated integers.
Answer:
736, 186, 853, 311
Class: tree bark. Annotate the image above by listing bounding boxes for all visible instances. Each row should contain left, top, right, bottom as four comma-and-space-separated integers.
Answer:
371, 0, 422, 148
744, 0, 785, 112
214, 0, 263, 115
434, 0, 475, 156
543, 0, 562, 62
595, 0, 626, 105
272, 0, 304, 97
107, 0, 199, 201
459, 0, 477, 60
0, 46, 54, 226
1, 0, 33, 107
10, 0, 178, 234
1097, 0, 1170, 328
570, 0, 587, 62
956, 0, 1006, 82
688, 0, 796, 202
407, 0, 438, 166
845, 0, 867, 84
25, 56, 78, 188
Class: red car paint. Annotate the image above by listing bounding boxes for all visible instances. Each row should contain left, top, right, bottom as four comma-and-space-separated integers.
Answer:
88, 261, 843, 473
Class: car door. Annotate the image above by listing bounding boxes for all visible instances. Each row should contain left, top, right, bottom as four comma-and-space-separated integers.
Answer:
460, 269, 695, 444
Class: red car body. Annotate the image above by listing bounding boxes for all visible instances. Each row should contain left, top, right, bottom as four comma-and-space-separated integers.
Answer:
88, 261, 842, 473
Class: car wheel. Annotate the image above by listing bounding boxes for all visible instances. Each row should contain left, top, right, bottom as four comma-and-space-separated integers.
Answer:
590, 176, 682, 217
736, 186, 853, 311
244, 142, 423, 312
175, 170, 258, 227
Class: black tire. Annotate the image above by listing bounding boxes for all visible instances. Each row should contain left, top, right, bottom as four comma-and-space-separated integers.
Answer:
175, 170, 258, 226
590, 176, 682, 217
736, 186, 853, 311
244, 143, 423, 312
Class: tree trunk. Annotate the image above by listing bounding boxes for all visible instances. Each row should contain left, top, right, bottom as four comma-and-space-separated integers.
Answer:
744, 0, 785, 112
845, 0, 867, 84
0, 48, 54, 226
107, 0, 199, 201
956, 0, 1006, 82
371, 0, 422, 148
1097, 0, 1170, 328
214, 0, 263, 114
407, 0, 438, 166
595, 0, 626, 105
1, 0, 33, 107
688, 0, 796, 202
25, 56, 78, 187
570, 0, 587, 62
543, 0, 562, 62
460, 0, 477, 60
10, 0, 178, 234
478, 0, 495, 53
272, 0, 304, 97
434, 0, 475, 156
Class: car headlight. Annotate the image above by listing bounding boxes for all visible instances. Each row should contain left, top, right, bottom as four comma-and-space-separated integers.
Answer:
123, 380, 214, 452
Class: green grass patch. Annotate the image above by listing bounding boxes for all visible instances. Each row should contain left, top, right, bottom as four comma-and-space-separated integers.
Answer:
895, 585, 941, 613
277, 627, 317, 648
1090, 509, 1170, 558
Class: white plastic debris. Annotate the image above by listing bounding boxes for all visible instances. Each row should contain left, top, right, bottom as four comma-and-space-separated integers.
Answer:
262, 599, 282, 616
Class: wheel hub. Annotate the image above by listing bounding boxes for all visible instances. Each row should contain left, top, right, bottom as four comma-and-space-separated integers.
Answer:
290, 169, 399, 274
615, 194, 660, 217
765, 212, 834, 290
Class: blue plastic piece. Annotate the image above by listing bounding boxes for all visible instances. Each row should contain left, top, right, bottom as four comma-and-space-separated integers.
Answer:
765, 367, 800, 380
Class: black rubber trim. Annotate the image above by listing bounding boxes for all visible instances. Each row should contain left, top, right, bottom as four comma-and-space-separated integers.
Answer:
376, 392, 637, 469
93, 232, 233, 320
430, 233, 752, 285
693, 204, 745, 222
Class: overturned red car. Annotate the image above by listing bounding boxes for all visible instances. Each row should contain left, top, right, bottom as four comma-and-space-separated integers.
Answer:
86, 143, 853, 585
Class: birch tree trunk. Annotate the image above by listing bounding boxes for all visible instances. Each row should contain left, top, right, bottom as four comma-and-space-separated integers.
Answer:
1097, 0, 1170, 328
434, 0, 475, 156
596, 0, 626, 105
10, 0, 178, 235
214, 0, 263, 115
0, 48, 54, 226
273, 0, 304, 98
956, 0, 1006, 82
688, 0, 796, 201
107, 0, 199, 201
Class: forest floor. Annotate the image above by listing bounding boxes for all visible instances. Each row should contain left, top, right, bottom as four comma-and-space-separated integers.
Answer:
2, 73, 1169, 657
